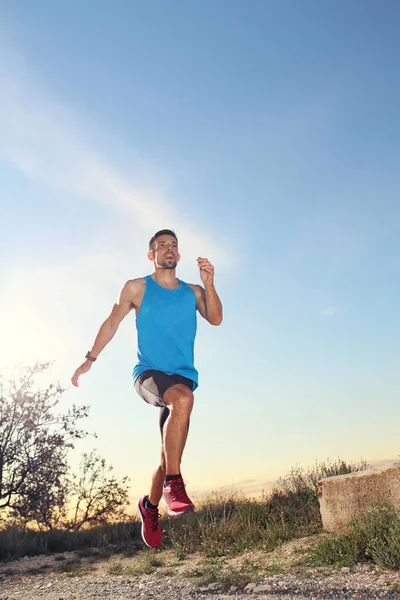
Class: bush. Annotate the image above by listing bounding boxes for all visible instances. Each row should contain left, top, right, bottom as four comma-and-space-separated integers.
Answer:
307, 502, 400, 570
0, 521, 139, 561
351, 502, 400, 569
307, 534, 360, 567
277, 458, 370, 496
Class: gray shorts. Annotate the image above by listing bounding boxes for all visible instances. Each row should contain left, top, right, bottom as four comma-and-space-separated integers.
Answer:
134, 369, 195, 437
134, 369, 195, 408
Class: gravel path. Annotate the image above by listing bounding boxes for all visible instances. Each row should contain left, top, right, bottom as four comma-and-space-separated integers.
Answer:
1, 567, 400, 600
1, 538, 400, 600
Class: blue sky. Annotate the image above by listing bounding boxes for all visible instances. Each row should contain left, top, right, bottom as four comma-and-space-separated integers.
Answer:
1, 0, 400, 501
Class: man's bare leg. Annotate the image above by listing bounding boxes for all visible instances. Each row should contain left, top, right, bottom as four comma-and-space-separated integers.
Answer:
147, 384, 193, 508
148, 419, 190, 506
162, 384, 194, 474
148, 447, 166, 506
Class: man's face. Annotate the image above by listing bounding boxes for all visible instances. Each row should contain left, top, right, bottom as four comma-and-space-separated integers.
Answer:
149, 235, 180, 269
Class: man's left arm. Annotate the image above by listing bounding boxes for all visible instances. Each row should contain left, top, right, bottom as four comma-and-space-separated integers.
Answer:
192, 257, 223, 326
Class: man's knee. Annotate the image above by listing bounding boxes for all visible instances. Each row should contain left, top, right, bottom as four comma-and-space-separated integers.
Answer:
163, 384, 194, 413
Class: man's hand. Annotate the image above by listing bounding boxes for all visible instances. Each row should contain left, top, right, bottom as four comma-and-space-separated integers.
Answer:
197, 257, 214, 287
71, 360, 93, 387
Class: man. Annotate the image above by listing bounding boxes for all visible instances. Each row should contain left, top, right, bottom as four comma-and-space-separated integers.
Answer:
71, 229, 223, 548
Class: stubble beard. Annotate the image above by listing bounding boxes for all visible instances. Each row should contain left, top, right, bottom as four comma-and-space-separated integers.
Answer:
160, 260, 177, 270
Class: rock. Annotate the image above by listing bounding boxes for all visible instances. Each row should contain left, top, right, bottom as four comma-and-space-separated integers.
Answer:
244, 582, 256, 592
198, 583, 221, 592
205, 582, 220, 590
230, 585, 238, 592
341, 567, 351, 574
253, 584, 273, 592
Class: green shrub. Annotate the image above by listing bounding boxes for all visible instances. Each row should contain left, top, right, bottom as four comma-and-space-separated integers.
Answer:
306, 501, 400, 570
307, 534, 360, 567
108, 562, 124, 575
351, 502, 400, 569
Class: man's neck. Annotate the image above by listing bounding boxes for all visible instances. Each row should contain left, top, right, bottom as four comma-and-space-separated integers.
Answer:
153, 268, 179, 289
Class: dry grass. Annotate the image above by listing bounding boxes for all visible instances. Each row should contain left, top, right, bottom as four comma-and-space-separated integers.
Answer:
7, 457, 396, 580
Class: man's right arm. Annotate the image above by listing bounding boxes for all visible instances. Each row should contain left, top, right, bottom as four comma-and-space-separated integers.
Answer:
71, 279, 142, 387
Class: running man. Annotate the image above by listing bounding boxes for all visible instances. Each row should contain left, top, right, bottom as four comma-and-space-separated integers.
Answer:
71, 229, 223, 548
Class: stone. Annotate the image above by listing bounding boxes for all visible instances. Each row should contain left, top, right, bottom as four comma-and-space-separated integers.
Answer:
206, 582, 220, 590
253, 584, 273, 592
244, 582, 256, 591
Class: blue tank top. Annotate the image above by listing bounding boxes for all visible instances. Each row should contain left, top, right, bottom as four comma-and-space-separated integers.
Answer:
132, 275, 198, 388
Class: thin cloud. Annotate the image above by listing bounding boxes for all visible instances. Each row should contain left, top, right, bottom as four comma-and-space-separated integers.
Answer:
318, 307, 338, 317
0, 39, 231, 268
0, 38, 232, 370
193, 477, 276, 499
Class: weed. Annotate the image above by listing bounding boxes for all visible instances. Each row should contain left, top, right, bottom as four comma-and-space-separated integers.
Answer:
191, 563, 222, 585
108, 551, 165, 577
156, 567, 176, 577
73, 563, 97, 576
128, 551, 164, 575
108, 562, 125, 575
351, 502, 400, 569
278, 458, 370, 496
305, 534, 360, 567
302, 501, 400, 570
188, 556, 259, 588
56, 559, 82, 573
166, 516, 198, 560
219, 558, 260, 587
27, 566, 49, 575
263, 563, 285, 576
220, 568, 253, 587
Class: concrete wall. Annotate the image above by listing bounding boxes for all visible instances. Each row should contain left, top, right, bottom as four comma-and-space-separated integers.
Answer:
318, 461, 400, 532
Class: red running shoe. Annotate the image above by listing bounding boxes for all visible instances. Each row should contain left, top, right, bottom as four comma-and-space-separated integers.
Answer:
162, 477, 196, 516
137, 496, 162, 548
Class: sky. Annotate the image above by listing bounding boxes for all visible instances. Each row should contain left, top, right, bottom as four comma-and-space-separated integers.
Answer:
1, 0, 400, 504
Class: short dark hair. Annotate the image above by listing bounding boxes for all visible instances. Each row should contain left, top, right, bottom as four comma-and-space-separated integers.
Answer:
149, 229, 178, 251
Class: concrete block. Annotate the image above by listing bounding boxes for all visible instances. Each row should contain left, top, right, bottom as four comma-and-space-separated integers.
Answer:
318, 461, 400, 532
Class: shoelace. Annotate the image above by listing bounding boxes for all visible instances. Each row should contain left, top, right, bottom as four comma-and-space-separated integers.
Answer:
170, 479, 189, 502
146, 506, 160, 532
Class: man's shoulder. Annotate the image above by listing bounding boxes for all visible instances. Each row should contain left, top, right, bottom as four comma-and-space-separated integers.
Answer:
123, 277, 146, 298
125, 276, 146, 288
185, 282, 203, 297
